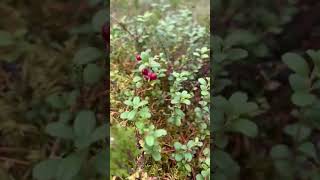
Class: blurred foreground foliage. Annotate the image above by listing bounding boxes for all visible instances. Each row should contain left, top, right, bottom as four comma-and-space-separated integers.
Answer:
0, 0, 108, 179
213, 0, 320, 179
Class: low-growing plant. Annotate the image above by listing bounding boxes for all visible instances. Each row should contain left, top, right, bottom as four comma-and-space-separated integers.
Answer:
111, 2, 209, 179
172, 137, 203, 175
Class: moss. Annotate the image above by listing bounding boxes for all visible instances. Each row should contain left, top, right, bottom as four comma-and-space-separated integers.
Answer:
110, 125, 140, 178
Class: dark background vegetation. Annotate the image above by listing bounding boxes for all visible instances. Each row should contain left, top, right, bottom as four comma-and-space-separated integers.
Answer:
213, 0, 320, 179
0, 0, 108, 179
1, 0, 320, 179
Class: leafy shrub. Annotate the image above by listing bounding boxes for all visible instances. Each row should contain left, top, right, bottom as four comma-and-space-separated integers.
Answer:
111, 2, 209, 179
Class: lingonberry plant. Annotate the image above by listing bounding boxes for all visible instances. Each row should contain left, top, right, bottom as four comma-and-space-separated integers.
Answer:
111, 1, 209, 179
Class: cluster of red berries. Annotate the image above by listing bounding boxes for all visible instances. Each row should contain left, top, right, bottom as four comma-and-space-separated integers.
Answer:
142, 68, 157, 80
136, 54, 157, 81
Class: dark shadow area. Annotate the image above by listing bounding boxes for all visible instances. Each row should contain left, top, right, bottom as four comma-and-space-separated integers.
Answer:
0, 0, 108, 179
212, 0, 320, 179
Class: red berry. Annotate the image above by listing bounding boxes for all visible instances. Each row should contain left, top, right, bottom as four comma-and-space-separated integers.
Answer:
142, 68, 149, 75
136, 54, 142, 61
148, 72, 157, 80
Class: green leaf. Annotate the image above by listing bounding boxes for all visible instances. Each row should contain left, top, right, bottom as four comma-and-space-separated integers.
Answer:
124, 99, 133, 106
270, 144, 291, 159
187, 140, 195, 148
56, 153, 84, 180
174, 142, 182, 150
213, 96, 233, 114
137, 100, 148, 108
58, 111, 72, 123
33, 159, 60, 180
149, 60, 161, 68
0, 31, 14, 46
74, 110, 96, 138
198, 78, 206, 85
291, 92, 316, 106
201, 169, 210, 177
289, 74, 309, 92
46, 93, 66, 109
224, 30, 257, 47
90, 124, 108, 142
174, 154, 183, 161
193, 52, 200, 56
182, 99, 191, 105
200, 47, 209, 53
227, 48, 248, 60
132, 97, 141, 107
120, 111, 129, 119
141, 52, 149, 61
214, 150, 240, 175
151, 152, 161, 161
184, 152, 193, 162
154, 129, 167, 137
201, 90, 209, 96
74, 136, 92, 149
196, 174, 204, 180
184, 164, 192, 172
282, 52, 309, 76
133, 76, 142, 82
73, 47, 102, 65
284, 123, 311, 142
238, 102, 258, 115
45, 122, 74, 139
127, 110, 137, 120
139, 107, 151, 119
92, 9, 107, 32
229, 92, 258, 115
145, 135, 155, 146
229, 118, 258, 138
201, 54, 209, 59
307, 49, 320, 70
83, 64, 103, 85
229, 92, 247, 105
298, 142, 318, 160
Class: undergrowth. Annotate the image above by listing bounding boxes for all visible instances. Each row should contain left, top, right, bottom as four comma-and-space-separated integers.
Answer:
110, 1, 210, 179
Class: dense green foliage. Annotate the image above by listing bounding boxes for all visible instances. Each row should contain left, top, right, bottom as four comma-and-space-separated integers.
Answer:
0, 0, 108, 179
213, 0, 320, 179
111, 1, 210, 179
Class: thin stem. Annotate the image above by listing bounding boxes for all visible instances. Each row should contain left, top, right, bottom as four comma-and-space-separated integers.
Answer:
111, 15, 136, 40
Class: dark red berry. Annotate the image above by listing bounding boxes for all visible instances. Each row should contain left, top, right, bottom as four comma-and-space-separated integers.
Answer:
148, 72, 157, 80
142, 68, 149, 75
136, 54, 142, 61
